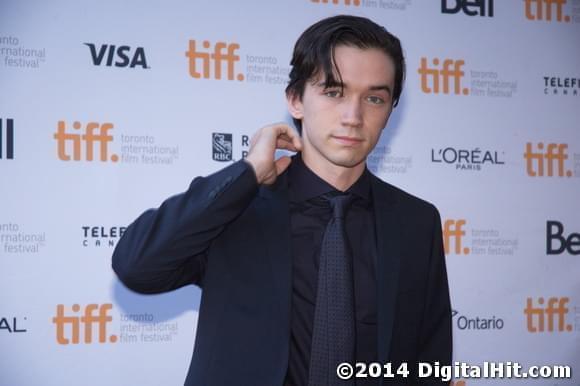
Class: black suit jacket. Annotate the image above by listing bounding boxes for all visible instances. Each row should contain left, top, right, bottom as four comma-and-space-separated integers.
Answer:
112, 160, 452, 386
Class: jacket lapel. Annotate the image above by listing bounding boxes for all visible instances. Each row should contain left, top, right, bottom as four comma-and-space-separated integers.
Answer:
256, 172, 293, 337
371, 177, 402, 371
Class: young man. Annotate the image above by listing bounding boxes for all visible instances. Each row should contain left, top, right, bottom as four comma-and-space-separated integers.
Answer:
113, 15, 452, 386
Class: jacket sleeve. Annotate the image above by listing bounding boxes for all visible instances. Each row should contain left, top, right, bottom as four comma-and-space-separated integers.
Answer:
416, 206, 453, 384
111, 160, 259, 294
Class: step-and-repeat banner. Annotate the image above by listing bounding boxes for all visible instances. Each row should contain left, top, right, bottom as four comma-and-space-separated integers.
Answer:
1, 1, 579, 385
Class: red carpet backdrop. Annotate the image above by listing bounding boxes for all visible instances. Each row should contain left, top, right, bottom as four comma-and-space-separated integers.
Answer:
1, 1, 579, 385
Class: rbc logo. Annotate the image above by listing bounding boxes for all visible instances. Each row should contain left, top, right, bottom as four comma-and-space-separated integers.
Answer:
52, 304, 117, 344
212, 133, 233, 162
186, 40, 244, 81
442, 0, 494, 16
418, 58, 469, 95
84, 43, 148, 68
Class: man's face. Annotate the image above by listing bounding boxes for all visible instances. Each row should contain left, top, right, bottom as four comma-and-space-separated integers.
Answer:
288, 45, 395, 174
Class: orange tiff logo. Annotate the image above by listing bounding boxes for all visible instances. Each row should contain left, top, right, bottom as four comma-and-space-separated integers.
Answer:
524, 142, 571, 177
524, 297, 572, 333
450, 381, 466, 386
311, 0, 361, 5
525, 0, 571, 22
418, 58, 469, 95
52, 304, 117, 344
186, 40, 244, 81
54, 121, 118, 162
443, 219, 470, 255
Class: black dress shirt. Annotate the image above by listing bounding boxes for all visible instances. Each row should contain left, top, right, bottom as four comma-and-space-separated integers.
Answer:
284, 155, 378, 386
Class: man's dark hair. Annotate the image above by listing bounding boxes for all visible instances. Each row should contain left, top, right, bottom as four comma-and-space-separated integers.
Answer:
286, 15, 405, 133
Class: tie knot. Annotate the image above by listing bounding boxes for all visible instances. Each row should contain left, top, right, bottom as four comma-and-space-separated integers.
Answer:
327, 193, 354, 219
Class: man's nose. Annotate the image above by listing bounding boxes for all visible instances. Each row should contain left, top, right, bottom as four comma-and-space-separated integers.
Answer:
341, 98, 363, 128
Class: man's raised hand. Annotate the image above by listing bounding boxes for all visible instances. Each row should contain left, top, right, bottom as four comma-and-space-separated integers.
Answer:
245, 123, 303, 185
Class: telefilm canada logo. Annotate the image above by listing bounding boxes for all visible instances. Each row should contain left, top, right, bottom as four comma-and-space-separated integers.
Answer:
82, 226, 126, 248
85, 43, 149, 69
185, 39, 290, 85
430, 146, 505, 171
543, 76, 579, 97
441, 0, 494, 17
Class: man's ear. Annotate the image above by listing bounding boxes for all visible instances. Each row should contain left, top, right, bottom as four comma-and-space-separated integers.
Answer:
286, 92, 304, 120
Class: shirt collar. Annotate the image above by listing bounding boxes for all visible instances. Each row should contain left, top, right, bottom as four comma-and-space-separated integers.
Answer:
288, 153, 371, 203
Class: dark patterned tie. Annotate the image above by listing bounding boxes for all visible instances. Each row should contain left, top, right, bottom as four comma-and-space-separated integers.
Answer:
308, 193, 356, 386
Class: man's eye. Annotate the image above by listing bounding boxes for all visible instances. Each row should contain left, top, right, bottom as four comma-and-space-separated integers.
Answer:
367, 96, 385, 105
324, 90, 342, 98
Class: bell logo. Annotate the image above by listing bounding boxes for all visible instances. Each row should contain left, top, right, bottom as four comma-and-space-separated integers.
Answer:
443, 219, 470, 255
186, 40, 244, 81
524, 142, 572, 177
524, 0, 571, 22
524, 297, 572, 332
54, 121, 119, 162
0, 118, 14, 160
546, 221, 580, 255
442, 0, 494, 17
52, 304, 117, 344
418, 58, 469, 95
310, 0, 361, 5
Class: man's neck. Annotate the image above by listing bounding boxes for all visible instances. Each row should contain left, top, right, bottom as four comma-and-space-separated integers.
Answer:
301, 152, 366, 192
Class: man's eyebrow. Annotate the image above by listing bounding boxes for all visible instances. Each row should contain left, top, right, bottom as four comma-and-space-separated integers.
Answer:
316, 81, 392, 95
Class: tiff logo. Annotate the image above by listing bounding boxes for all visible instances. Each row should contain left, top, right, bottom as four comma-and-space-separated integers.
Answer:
450, 381, 466, 386
85, 43, 148, 68
54, 121, 119, 162
0, 118, 14, 159
52, 304, 117, 344
186, 40, 244, 81
418, 58, 469, 95
443, 219, 470, 255
524, 142, 571, 177
311, 0, 361, 5
442, 0, 494, 16
525, 0, 571, 22
524, 297, 572, 332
